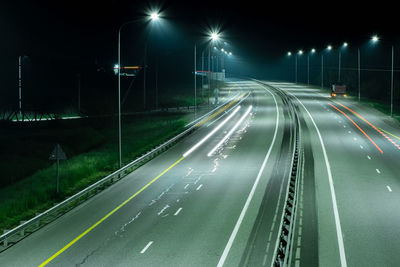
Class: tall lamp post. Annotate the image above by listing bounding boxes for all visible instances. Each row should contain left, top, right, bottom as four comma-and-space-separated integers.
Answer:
370, 35, 395, 117
296, 50, 303, 83
338, 42, 348, 82
307, 48, 316, 85
321, 45, 332, 89
287, 51, 293, 82
117, 12, 160, 169
194, 32, 219, 114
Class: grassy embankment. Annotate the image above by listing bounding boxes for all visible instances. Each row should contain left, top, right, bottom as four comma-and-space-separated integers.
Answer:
0, 112, 188, 231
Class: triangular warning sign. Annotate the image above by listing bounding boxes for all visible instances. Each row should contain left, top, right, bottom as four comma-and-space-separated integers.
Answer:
49, 144, 67, 161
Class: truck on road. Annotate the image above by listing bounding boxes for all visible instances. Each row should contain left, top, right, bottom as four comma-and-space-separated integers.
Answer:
331, 84, 347, 98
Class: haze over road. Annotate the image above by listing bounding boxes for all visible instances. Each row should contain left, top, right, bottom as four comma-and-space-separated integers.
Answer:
2, 80, 400, 267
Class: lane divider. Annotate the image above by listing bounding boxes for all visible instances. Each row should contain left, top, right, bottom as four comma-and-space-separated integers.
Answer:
329, 103, 383, 154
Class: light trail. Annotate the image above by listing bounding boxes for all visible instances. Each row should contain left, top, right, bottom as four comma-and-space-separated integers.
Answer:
329, 103, 383, 154
183, 106, 241, 157
207, 105, 253, 157
336, 102, 400, 151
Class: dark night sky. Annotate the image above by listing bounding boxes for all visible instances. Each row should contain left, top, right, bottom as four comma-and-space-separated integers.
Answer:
0, 0, 398, 110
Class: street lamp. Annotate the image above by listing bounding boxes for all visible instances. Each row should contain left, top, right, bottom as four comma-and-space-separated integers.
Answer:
150, 12, 159, 21
307, 48, 316, 85
287, 52, 295, 82
295, 50, 303, 83
338, 42, 348, 82
321, 45, 332, 88
211, 32, 219, 42
116, 12, 161, 168
369, 35, 394, 116
194, 31, 220, 114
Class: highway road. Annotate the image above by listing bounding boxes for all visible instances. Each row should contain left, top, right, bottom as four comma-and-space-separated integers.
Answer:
2, 79, 400, 267
0, 80, 292, 267
267, 82, 400, 267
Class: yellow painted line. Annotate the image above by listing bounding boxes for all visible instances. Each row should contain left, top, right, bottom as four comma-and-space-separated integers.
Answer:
378, 127, 400, 141
39, 156, 185, 267
195, 93, 246, 127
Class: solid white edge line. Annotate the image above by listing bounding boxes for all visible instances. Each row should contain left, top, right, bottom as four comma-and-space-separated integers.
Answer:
140, 241, 153, 254
182, 106, 241, 157
207, 105, 253, 157
217, 85, 279, 267
284, 87, 347, 267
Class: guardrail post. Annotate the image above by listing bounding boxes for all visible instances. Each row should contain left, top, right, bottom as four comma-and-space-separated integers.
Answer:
35, 213, 41, 228
20, 221, 26, 237
3, 230, 8, 247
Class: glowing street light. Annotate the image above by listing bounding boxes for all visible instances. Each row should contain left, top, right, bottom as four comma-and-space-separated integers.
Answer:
150, 12, 160, 21
287, 51, 292, 56
338, 42, 349, 82
211, 32, 220, 42
327, 45, 332, 50
369, 34, 394, 116
307, 49, 316, 85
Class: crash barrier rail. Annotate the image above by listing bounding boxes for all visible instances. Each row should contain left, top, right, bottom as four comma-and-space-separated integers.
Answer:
0, 92, 242, 251
254, 80, 302, 267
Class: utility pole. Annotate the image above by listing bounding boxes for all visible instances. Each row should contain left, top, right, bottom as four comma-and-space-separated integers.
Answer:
338, 51, 342, 82
358, 48, 361, 102
77, 73, 81, 114
307, 55, 310, 85
194, 44, 197, 118
201, 51, 204, 98
155, 55, 159, 109
208, 46, 211, 106
391, 45, 394, 117
18, 56, 22, 116
143, 43, 147, 110
295, 54, 298, 83
321, 55, 324, 89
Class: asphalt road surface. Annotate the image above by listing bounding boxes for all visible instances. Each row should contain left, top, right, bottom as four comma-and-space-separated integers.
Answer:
2, 80, 400, 267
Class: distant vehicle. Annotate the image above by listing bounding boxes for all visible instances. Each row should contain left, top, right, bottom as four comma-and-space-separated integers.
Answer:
331, 84, 347, 98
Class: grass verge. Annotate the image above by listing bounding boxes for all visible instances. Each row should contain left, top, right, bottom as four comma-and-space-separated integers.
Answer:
0, 113, 187, 231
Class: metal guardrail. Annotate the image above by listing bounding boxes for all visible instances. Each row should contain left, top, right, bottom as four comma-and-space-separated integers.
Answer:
263, 82, 302, 267
0, 93, 241, 250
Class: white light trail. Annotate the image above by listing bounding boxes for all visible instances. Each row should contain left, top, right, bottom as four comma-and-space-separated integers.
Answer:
182, 106, 241, 157
207, 105, 253, 157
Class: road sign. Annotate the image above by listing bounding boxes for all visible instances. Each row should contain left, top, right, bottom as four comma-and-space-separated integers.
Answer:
49, 144, 67, 161
49, 144, 67, 194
